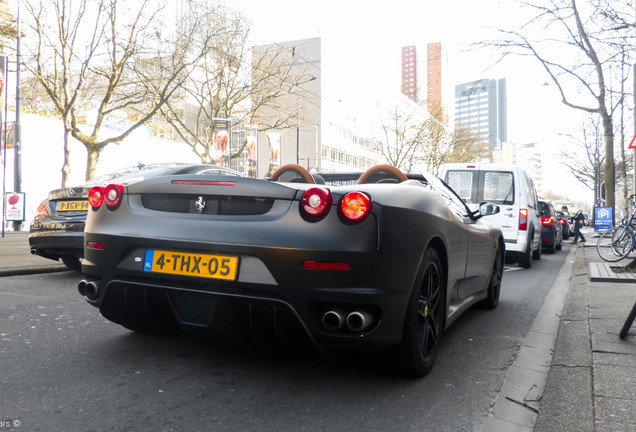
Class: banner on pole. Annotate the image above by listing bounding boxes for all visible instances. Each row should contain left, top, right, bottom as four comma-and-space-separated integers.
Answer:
266, 132, 281, 177
213, 118, 231, 167
246, 125, 258, 178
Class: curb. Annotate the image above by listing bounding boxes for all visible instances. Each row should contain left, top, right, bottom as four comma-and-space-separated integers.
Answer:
0, 266, 70, 277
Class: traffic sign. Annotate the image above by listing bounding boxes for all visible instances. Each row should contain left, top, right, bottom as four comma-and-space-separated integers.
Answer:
629, 132, 636, 149
594, 206, 614, 233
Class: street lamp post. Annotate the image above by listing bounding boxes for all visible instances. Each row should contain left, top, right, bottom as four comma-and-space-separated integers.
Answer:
13, 0, 22, 231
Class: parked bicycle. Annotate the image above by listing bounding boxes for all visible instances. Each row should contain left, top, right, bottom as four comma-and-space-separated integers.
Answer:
597, 194, 636, 262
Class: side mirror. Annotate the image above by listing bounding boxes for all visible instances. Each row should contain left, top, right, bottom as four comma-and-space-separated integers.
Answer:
479, 202, 500, 217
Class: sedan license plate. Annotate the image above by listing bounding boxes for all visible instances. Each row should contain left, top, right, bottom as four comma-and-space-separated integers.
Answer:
143, 249, 238, 281
57, 200, 90, 212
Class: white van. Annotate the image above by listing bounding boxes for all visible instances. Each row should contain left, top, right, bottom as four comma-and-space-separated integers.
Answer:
439, 163, 542, 268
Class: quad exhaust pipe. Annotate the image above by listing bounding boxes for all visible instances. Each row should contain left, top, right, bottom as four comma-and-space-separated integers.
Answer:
322, 308, 346, 331
321, 308, 375, 332
78, 279, 101, 300
346, 310, 374, 332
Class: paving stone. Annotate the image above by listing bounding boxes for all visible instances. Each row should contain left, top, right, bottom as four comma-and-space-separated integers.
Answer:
534, 365, 594, 432
595, 396, 636, 425
551, 319, 592, 368
596, 419, 636, 432
593, 364, 636, 400
594, 352, 636, 368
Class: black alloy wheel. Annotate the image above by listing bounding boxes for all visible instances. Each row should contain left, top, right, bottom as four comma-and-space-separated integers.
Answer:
395, 248, 445, 377
480, 246, 503, 309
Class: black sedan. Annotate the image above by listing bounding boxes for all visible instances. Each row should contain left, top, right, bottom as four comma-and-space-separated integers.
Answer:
538, 199, 563, 253
79, 164, 505, 377
555, 210, 571, 240
29, 163, 242, 271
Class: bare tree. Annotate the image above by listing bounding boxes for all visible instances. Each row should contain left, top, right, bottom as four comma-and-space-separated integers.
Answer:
22, 0, 213, 183
374, 103, 428, 172
374, 104, 486, 175
420, 107, 487, 176
0, 2, 17, 42
160, 3, 312, 164
560, 115, 604, 204
484, 0, 634, 208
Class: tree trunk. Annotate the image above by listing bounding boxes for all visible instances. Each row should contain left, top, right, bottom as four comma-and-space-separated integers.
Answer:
85, 148, 100, 181
61, 127, 72, 187
602, 112, 615, 209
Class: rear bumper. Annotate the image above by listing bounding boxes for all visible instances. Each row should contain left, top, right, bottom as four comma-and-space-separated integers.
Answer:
540, 226, 556, 244
28, 230, 84, 260
503, 237, 527, 254
81, 233, 421, 351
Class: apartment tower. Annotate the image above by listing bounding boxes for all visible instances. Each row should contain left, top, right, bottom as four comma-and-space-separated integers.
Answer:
401, 43, 443, 113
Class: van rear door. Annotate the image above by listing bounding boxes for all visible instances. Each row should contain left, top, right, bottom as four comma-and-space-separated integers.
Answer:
480, 170, 517, 241
444, 168, 518, 241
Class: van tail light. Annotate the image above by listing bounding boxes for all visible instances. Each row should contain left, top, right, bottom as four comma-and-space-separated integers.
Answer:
301, 187, 332, 217
104, 184, 124, 208
341, 192, 371, 221
519, 209, 528, 231
88, 186, 105, 209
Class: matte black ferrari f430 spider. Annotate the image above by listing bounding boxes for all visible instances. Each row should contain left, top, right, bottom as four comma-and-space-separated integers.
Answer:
79, 164, 504, 377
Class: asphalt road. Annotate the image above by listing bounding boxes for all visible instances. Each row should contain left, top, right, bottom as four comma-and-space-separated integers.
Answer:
0, 244, 571, 432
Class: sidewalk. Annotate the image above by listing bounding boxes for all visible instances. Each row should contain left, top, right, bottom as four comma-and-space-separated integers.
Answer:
0, 231, 68, 276
535, 237, 636, 431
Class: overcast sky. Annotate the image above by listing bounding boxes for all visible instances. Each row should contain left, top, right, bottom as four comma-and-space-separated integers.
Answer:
226, 0, 589, 201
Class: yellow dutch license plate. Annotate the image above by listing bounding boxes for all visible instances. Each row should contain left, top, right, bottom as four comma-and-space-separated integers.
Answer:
143, 249, 239, 281
57, 200, 90, 212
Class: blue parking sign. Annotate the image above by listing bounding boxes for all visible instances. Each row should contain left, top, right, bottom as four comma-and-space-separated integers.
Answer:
594, 207, 614, 233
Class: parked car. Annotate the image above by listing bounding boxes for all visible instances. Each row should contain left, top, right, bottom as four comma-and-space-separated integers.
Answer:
78, 164, 505, 377
555, 210, 571, 240
439, 163, 541, 268
538, 199, 563, 253
29, 163, 242, 271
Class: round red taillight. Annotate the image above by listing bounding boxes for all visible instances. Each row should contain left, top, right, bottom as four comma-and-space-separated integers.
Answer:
301, 187, 332, 217
341, 192, 371, 221
104, 184, 124, 208
88, 186, 105, 209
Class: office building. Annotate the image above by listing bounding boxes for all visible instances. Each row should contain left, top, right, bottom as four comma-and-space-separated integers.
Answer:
455, 78, 507, 152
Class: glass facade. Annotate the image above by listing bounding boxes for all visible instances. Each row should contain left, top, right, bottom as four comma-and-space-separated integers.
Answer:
454, 78, 507, 151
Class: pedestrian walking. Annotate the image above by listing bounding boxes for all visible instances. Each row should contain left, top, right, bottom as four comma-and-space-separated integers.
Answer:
571, 209, 586, 244
561, 205, 569, 216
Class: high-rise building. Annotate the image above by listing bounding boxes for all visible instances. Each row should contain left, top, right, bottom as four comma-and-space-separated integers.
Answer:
401, 43, 445, 114
454, 78, 507, 152
401, 46, 418, 102
426, 42, 442, 113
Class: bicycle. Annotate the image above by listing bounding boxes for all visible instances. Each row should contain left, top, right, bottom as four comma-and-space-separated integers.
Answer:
596, 194, 636, 262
